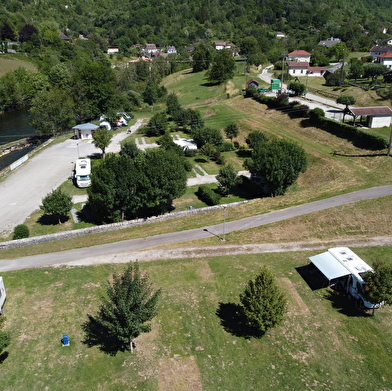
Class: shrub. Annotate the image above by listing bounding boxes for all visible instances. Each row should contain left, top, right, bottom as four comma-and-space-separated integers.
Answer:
183, 159, 193, 172
13, 224, 30, 240
308, 107, 325, 121
184, 148, 197, 157
233, 141, 240, 149
217, 141, 234, 152
197, 185, 221, 205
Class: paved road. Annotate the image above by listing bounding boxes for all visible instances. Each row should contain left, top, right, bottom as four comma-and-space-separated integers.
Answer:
1, 184, 392, 272
0, 120, 144, 237
258, 68, 346, 120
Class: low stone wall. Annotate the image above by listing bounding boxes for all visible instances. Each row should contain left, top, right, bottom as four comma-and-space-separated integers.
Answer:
0, 200, 252, 250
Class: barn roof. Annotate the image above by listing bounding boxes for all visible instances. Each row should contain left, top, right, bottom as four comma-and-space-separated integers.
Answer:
348, 106, 392, 116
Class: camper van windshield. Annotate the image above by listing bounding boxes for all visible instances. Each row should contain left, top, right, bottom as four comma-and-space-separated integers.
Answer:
78, 175, 90, 181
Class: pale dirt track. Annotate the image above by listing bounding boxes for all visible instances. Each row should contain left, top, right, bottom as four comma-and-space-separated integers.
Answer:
51, 236, 392, 268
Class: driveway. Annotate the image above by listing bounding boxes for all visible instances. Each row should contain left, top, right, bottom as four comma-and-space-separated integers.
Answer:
258, 68, 346, 120
0, 119, 145, 237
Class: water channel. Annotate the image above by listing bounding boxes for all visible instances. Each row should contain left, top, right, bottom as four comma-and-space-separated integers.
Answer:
0, 109, 37, 170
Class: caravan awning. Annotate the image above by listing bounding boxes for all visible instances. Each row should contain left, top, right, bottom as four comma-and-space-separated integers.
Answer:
309, 252, 350, 281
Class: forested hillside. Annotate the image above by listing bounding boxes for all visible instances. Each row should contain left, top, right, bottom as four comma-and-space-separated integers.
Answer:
2, 0, 392, 53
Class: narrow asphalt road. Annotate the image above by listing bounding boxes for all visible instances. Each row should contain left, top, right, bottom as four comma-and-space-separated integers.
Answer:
1, 185, 392, 272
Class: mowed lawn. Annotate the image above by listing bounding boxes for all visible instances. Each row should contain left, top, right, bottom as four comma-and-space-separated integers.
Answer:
2, 248, 392, 391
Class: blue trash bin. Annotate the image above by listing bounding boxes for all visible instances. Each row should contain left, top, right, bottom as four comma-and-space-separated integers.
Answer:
189, 206, 193, 210
62, 334, 69, 345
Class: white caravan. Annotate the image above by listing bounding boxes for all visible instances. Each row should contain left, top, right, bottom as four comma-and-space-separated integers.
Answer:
74, 158, 91, 188
0, 277, 6, 314
309, 247, 383, 309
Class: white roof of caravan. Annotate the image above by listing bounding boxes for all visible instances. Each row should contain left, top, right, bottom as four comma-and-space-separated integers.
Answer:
328, 247, 373, 276
309, 251, 351, 281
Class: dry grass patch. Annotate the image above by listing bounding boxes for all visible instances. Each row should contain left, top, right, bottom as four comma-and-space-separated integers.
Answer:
158, 356, 202, 391
279, 278, 310, 316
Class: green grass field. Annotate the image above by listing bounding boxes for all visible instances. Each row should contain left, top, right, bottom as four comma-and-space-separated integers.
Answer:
2, 248, 392, 391
0, 53, 37, 77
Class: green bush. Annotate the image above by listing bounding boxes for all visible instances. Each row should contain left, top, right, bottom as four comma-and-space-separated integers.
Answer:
197, 185, 221, 206
308, 107, 325, 121
13, 224, 30, 240
217, 141, 234, 152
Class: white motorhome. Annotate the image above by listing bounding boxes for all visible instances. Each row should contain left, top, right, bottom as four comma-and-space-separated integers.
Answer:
74, 158, 91, 188
309, 247, 383, 309
0, 277, 6, 314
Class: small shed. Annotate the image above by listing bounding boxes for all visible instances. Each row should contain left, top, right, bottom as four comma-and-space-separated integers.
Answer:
344, 106, 392, 128
72, 123, 99, 140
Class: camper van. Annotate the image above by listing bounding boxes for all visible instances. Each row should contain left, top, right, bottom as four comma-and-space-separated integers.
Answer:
74, 158, 91, 188
0, 277, 6, 314
309, 247, 383, 309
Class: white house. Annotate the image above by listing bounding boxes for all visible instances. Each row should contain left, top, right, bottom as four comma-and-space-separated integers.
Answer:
144, 43, 157, 54
288, 50, 311, 62
214, 41, 231, 50
107, 46, 119, 54
377, 52, 392, 68
166, 46, 177, 54
275, 32, 286, 38
287, 61, 309, 75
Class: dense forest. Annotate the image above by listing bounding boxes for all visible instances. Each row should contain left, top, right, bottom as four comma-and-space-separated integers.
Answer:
2, 0, 392, 52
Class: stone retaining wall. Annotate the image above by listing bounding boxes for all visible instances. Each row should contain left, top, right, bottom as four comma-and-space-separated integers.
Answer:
0, 200, 252, 250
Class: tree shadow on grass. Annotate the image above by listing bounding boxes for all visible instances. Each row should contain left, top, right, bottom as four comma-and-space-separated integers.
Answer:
216, 302, 263, 339
81, 315, 125, 356
324, 289, 372, 318
37, 214, 69, 226
0, 351, 9, 363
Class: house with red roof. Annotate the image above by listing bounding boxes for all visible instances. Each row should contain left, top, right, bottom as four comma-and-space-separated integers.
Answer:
288, 50, 311, 62
377, 52, 392, 69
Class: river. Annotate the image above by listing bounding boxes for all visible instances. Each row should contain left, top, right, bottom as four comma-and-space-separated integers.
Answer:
0, 109, 37, 170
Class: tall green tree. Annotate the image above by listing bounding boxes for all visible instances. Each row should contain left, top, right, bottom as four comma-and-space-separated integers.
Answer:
40, 188, 72, 224
192, 127, 223, 148
166, 92, 181, 117
239, 267, 287, 337
29, 88, 75, 136
245, 139, 308, 197
216, 163, 241, 196
362, 261, 392, 316
224, 123, 239, 141
363, 63, 388, 80
192, 43, 213, 72
92, 127, 113, 158
288, 82, 306, 96
208, 49, 236, 84
349, 58, 364, 82
82, 262, 161, 355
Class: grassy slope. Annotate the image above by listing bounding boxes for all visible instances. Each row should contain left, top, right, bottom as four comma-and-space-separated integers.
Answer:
0, 53, 37, 77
